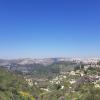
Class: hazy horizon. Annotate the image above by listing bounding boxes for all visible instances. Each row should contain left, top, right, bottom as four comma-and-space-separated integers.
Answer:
1, 55, 100, 59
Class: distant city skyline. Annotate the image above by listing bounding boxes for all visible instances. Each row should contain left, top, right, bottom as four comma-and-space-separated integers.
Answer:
0, 0, 100, 59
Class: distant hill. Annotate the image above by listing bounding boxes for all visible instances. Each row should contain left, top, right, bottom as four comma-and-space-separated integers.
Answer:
0, 58, 70, 66
0, 58, 78, 77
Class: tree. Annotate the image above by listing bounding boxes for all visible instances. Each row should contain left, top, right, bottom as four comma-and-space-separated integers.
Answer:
97, 61, 100, 65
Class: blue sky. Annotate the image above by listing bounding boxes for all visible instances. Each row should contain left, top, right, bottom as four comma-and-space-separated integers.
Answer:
0, 0, 100, 58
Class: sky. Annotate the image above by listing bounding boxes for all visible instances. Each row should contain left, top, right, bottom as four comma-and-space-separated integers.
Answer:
0, 0, 100, 59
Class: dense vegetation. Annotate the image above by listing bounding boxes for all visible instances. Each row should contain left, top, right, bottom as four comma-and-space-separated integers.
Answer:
0, 68, 41, 100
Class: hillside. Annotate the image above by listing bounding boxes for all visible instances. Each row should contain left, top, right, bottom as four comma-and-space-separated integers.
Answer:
0, 59, 100, 100
0, 68, 41, 100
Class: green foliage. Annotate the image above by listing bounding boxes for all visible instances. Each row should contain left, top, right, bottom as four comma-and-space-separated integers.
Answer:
0, 68, 41, 100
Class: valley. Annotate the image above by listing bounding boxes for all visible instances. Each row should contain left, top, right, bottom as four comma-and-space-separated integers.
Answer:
0, 58, 100, 100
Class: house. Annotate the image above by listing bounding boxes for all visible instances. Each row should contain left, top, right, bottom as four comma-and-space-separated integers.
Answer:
25, 78, 33, 86
70, 71, 76, 75
70, 79, 76, 84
